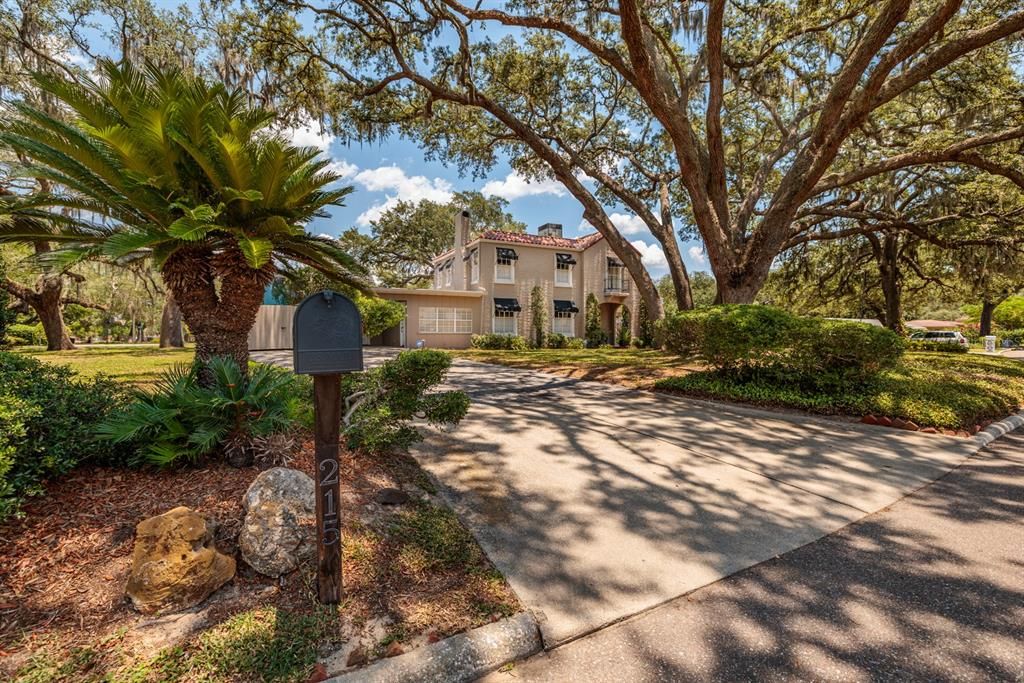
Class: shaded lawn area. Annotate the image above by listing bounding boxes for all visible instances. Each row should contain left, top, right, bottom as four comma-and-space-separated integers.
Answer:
17, 344, 194, 387
450, 347, 699, 389
656, 351, 1024, 431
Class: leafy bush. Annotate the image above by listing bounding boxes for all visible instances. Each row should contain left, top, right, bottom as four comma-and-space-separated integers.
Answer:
6, 322, 44, 346
786, 319, 905, 386
529, 286, 547, 349
660, 305, 903, 388
907, 341, 969, 353
636, 300, 655, 348
98, 357, 307, 467
341, 350, 469, 454
471, 334, 528, 350
0, 352, 132, 520
356, 295, 406, 337
544, 333, 585, 350
996, 329, 1024, 347
993, 296, 1024, 329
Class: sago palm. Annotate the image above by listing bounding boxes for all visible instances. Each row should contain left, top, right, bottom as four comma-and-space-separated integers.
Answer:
0, 60, 365, 368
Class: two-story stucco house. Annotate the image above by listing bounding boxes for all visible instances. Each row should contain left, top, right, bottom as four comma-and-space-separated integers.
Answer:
370, 211, 641, 349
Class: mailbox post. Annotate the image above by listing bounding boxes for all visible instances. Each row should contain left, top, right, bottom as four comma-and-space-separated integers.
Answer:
293, 291, 363, 604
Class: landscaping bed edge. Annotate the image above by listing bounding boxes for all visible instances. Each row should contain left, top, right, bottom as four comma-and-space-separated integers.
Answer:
325, 611, 541, 683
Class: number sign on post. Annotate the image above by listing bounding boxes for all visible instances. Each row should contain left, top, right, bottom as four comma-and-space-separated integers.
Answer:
292, 290, 363, 604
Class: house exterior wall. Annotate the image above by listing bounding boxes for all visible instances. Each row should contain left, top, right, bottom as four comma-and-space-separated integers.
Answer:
372, 289, 484, 349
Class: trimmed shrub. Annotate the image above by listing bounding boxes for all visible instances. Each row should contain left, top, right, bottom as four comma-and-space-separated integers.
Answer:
470, 334, 528, 350
565, 337, 585, 350
0, 352, 132, 520
659, 305, 903, 388
908, 341, 969, 353
529, 286, 547, 349
6, 323, 45, 346
98, 357, 307, 467
546, 332, 568, 348
636, 300, 655, 348
341, 350, 469, 454
584, 293, 604, 347
996, 329, 1024, 347
617, 305, 632, 347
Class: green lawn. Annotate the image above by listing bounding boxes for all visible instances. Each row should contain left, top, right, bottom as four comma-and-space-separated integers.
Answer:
17, 344, 194, 386
656, 351, 1024, 430
450, 347, 699, 389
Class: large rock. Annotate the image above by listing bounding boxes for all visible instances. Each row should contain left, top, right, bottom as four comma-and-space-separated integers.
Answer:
126, 507, 235, 615
238, 467, 316, 577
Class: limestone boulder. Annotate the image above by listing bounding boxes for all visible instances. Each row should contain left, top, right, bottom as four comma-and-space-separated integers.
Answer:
238, 467, 316, 577
126, 506, 235, 615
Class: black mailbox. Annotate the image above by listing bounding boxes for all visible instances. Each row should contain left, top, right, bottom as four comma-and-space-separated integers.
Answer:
292, 290, 364, 375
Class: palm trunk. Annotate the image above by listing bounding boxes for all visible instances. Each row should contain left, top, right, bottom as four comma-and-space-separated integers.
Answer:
159, 292, 185, 348
162, 248, 271, 380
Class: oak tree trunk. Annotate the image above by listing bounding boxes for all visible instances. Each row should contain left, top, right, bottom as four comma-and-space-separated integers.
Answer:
37, 275, 74, 350
159, 292, 185, 348
979, 300, 996, 337
876, 235, 903, 332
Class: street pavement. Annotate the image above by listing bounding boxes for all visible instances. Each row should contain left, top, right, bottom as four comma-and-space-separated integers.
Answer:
480, 431, 1024, 682
253, 349, 999, 649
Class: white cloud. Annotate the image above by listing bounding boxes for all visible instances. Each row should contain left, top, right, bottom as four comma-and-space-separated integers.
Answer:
609, 212, 648, 236
481, 171, 567, 200
687, 245, 706, 265
280, 120, 335, 152
352, 165, 454, 226
631, 240, 668, 270
325, 159, 358, 179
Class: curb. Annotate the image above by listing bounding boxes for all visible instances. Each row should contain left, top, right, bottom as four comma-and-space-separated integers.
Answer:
972, 410, 1024, 449
325, 612, 541, 683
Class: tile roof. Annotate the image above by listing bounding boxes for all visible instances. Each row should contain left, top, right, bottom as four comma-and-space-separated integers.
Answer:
478, 229, 604, 249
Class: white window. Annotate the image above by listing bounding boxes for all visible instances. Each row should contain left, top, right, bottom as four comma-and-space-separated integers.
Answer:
493, 311, 517, 335
552, 313, 574, 337
470, 250, 479, 284
420, 307, 473, 334
495, 248, 516, 283
555, 260, 573, 286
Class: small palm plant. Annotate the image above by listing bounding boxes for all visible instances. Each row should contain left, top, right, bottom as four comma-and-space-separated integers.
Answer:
97, 357, 305, 466
0, 60, 365, 370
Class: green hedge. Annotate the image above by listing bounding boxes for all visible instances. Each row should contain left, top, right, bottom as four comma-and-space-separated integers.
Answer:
659, 305, 904, 387
0, 352, 132, 520
6, 323, 45, 346
907, 341, 969, 353
471, 334, 528, 350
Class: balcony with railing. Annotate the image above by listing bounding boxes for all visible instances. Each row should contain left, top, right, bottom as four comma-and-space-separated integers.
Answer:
604, 273, 630, 295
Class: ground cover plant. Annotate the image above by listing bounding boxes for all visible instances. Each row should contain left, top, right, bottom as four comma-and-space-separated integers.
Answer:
657, 351, 1024, 430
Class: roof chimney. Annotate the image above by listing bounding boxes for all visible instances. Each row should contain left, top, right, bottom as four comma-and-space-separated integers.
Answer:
454, 210, 471, 249
537, 222, 563, 238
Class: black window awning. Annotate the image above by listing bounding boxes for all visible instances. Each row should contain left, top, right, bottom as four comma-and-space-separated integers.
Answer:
496, 247, 519, 261
556, 252, 577, 265
463, 247, 477, 262
554, 300, 579, 314
607, 256, 624, 267
494, 297, 522, 313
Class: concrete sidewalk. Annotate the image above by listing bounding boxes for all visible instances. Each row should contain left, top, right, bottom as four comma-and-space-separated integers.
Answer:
253, 350, 996, 649
481, 432, 1024, 681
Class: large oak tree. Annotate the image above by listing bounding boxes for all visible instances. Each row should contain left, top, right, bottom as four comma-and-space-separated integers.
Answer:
230, 0, 1024, 314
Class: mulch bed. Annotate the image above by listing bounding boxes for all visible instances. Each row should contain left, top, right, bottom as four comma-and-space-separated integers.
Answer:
0, 437, 517, 679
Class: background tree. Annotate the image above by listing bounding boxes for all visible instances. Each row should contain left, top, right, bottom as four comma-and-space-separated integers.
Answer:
636, 300, 655, 348
337, 191, 525, 288
235, 0, 1024, 310
0, 61, 365, 370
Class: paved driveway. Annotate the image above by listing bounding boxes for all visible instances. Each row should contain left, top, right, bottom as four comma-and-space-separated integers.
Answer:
254, 349, 989, 647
